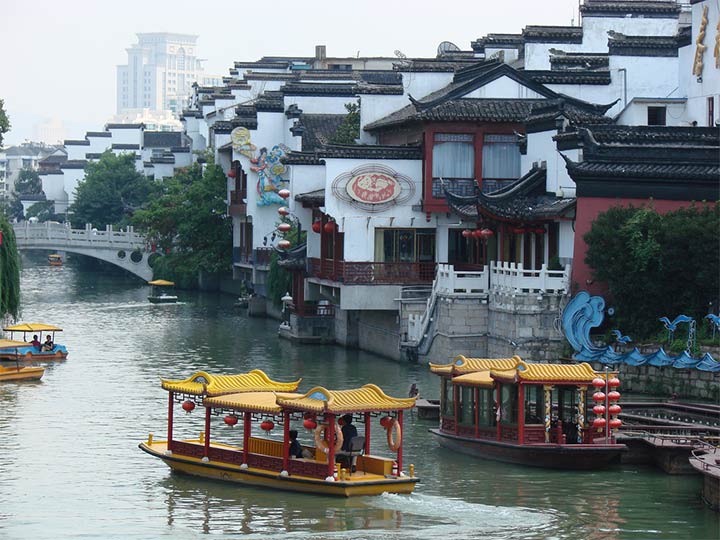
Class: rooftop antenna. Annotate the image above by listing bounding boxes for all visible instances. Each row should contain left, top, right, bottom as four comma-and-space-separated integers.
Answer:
437, 41, 461, 57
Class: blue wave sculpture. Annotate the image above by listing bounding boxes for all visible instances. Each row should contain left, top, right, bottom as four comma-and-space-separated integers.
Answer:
562, 292, 720, 372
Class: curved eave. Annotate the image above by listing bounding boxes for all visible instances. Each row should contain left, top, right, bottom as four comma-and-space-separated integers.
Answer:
491, 360, 600, 384
429, 355, 522, 376
161, 369, 302, 396
204, 391, 303, 413
276, 384, 417, 414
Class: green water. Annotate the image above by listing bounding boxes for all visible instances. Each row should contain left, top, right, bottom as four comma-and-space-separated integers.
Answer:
0, 256, 717, 539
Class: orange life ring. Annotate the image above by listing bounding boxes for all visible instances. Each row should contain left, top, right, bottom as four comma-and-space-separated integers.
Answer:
386, 418, 402, 452
314, 423, 343, 454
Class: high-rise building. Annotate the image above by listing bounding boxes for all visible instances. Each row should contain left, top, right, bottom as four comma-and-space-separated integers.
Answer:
116, 33, 209, 117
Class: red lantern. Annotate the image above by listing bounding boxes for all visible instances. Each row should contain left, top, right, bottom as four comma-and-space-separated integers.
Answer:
227, 169, 236, 178
224, 414, 238, 427
380, 416, 393, 428
182, 401, 195, 413
608, 404, 622, 415
472, 229, 483, 239
608, 377, 621, 388
278, 207, 290, 216
260, 420, 275, 432
512, 227, 526, 235
592, 405, 606, 416
461, 229, 472, 238
311, 221, 322, 233
0, 230, 4, 245
278, 189, 291, 199
608, 391, 621, 402
591, 377, 606, 389
277, 223, 292, 233
303, 418, 317, 430
592, 417, 606, 429
592, 391, 606, 403
323, 221, 336, 234
609, 418, 622, 429
278, 239, 291, 249
480, 228, 494, 239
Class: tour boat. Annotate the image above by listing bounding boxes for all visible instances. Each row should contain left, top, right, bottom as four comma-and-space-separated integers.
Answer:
428, 355, 626, 469
47, 253, 63, 266
139, 369, 419, 497
0, 324, 68, 361
0, 362, 44, 382
148, 279, 178, 304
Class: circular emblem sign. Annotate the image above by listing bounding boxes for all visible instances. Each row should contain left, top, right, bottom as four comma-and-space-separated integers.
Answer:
346, 172, 401, 204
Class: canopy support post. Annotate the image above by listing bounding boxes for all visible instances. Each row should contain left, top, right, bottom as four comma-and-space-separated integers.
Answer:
204, 405, 211, 459
396, 410, 403, 475
243, 412, 251, 465
364, 412, 371, 455
327, 414, 336, 479
282, 411, 290, 472
167, 391, 174, 452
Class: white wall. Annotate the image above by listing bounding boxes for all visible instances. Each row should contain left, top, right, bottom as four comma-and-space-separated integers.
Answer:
615, 100, 688, 126
107, 126, 143, 146
559, 220, 574, 263
464, 75, 545, 99
284, 95, 355, 114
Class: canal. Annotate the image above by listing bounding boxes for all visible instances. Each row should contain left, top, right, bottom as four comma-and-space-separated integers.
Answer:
1, 257, 718, 539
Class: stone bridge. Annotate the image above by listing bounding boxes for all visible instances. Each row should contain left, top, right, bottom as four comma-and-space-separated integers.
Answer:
13, 222, 154, 281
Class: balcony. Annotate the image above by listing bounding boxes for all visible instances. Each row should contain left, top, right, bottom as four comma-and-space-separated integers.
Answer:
309, 258, 436, 285
228, 190, 247, 217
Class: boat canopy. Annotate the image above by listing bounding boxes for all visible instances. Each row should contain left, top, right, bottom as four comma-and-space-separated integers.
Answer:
451, 370, 496, 387
276, 384, 417, 414
0, 338, 32, 349
148, 280, 175, 286
161, 369, 301, 396
490, 360, 601, 384
3, 323, 63, 333
204, 391, 303, 413
429, 355, 521, 376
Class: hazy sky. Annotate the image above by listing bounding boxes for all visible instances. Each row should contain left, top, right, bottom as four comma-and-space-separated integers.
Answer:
2, 0, 578, 145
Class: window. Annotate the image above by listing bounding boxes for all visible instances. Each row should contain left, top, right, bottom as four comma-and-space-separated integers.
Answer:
482, 134, 520, 180
478, 388, 495, 427
432, 133, 474, 180
499, 384, 518, 424
647, 106, 666, 126
177, 48, 186, 70
708, 97, 716, 127
458, 386, 475, 426
374, 229, 435, 263
524, 385, 544, 424
441, 378, 454, 416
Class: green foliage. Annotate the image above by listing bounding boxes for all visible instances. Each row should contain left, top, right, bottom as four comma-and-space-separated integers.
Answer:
0, 214, 21, 319
265, 217, 306, 306
69, 151, 157, 228
26, 200, 58, 222
132, 162, 232, 286
2, 195, 24, 222
0, 99, 10, 147
585, 203, 720, 338
15, 169, 42, 194
330, 102, 360, 145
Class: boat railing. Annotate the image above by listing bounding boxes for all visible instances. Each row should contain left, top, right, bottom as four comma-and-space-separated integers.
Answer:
690, 440, 720, 472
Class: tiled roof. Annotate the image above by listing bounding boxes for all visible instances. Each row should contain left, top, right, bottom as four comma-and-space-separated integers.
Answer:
451, 371, 495, 387
160, 369, 301, 396
60, 160, 87, 169
554, 125, 720, 148
522, 25, 583, 43
282, 82, 357, 96
549, 51, 610, 70
282, 152, 325, 165
429, 355, 522, 375
254, 91, 284, 112
471, 33, 525, 52
275, 384, 417, 414
234, 61, 291, 69
106, 123, 144, 129
111, 143, 140, 150
491, 360, 599, 383
317, 144, 422, 160
526, 98, 616, 132
86, 131, 112, 138
607, 31, 680, 57
294, 188, 325, 204
296, 114, 346, 152
524, 70, 611, 85
64, 139, 90, 146
143, 131, 183, 148
581, 0, 680, 17
204, 391, 302, 413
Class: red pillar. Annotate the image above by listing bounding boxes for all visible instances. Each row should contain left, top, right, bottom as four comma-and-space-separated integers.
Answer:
517, 383, 525, 444
474, 387, 480, 438
167, 391, 174, 452
204, 406, 211, 458
453, 383, 459, 435
364, 412, 371, 455
243, 412, 251, 465
282, 411, 290, 471
396, 410, 404, 475
327, 414, 336, 478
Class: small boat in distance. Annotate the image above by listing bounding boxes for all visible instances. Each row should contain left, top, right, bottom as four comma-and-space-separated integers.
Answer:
148, 280, 178, 304
47, 253, 63, 266
139, 369, 419, 497
0, 324, 68, 361
0, 362, 44, 382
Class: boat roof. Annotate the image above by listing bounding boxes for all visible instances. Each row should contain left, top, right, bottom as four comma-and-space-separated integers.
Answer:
429, 355, 521, 375
204, 391, 303, 413
3, 323, 63, 332
160, 369, 301, 396
490, 360, 600, 384
148, 279, 175, 286
275, 384, 417, 414
48, 254, 62, 259
0, 339, 31, 349
452, 370, 496, 387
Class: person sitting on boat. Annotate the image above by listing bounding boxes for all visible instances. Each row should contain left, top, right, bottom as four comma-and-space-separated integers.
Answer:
41, 335, 54, 352
339, 414, 358, 452
30, 335, 41, 350
408, 383, 419, 398
289, 429, 312, 459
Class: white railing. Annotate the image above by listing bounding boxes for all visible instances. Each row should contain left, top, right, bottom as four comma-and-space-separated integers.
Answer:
435, 263, 489, 294
14, 222, 146, 250
490, 261, 570, 294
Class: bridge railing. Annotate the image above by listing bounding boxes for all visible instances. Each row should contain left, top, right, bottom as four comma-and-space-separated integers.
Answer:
14, 222, 146, 249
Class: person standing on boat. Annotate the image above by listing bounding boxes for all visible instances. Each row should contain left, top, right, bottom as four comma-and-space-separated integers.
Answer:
408, 383, 419, 398
42, 335, 54, 352
30, 335, 41, 350
339, 414, 358, 452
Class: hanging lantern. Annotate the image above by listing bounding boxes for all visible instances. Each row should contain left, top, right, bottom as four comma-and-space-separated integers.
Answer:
592, 391, 606, 403
182, 400, 195, 413
323, 221, 336, 234
303, 418, 317, 430
591, 377, 606, 389
278, 207, 290, 216
277, 223, 292, 233
608, 404, 622, 415
380, 416, 393, 429
480, 228, 494, 239
312, 221, 322, 234
278, 239, 292, 249
608, 391, 621, 402
609, 418, 622, 430
227, 169, 236, 178
461, 229, 473, 238
512, 226, 526, 235
278, 189, 291, 199
534, 227, 546, 235
260, 420, 275, 432
224, 414, 239, 427
608, 377, 621, 388
592, 405, 606, 416
592, 417, 607, 429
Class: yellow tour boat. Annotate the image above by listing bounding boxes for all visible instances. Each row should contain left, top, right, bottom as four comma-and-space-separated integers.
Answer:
0, 352, 45, 381
48, 253, 63, 266
0, 324, 68, 361
139, 369, 419, 497
148, 280, 178, 304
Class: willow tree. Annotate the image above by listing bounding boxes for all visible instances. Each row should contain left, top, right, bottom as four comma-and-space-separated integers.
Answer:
0, 213, 21, 319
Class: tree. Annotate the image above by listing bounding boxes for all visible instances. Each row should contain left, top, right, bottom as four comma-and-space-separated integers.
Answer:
0, 99, 10, 147
15, 169, 42, 194
584, 203, 720, 338
132, 161, 232, 287
0, 212, 21, 319
69, 151, 157, 228
330, 102, 360, 145
26, 200, 57, 222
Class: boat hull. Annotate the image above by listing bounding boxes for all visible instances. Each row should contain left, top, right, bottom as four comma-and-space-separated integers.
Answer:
0, 366, 45, 381
430, 429, 625, 470
148, 296, 178, 304
139, 442, 417, 497
0, 346, 68, 362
